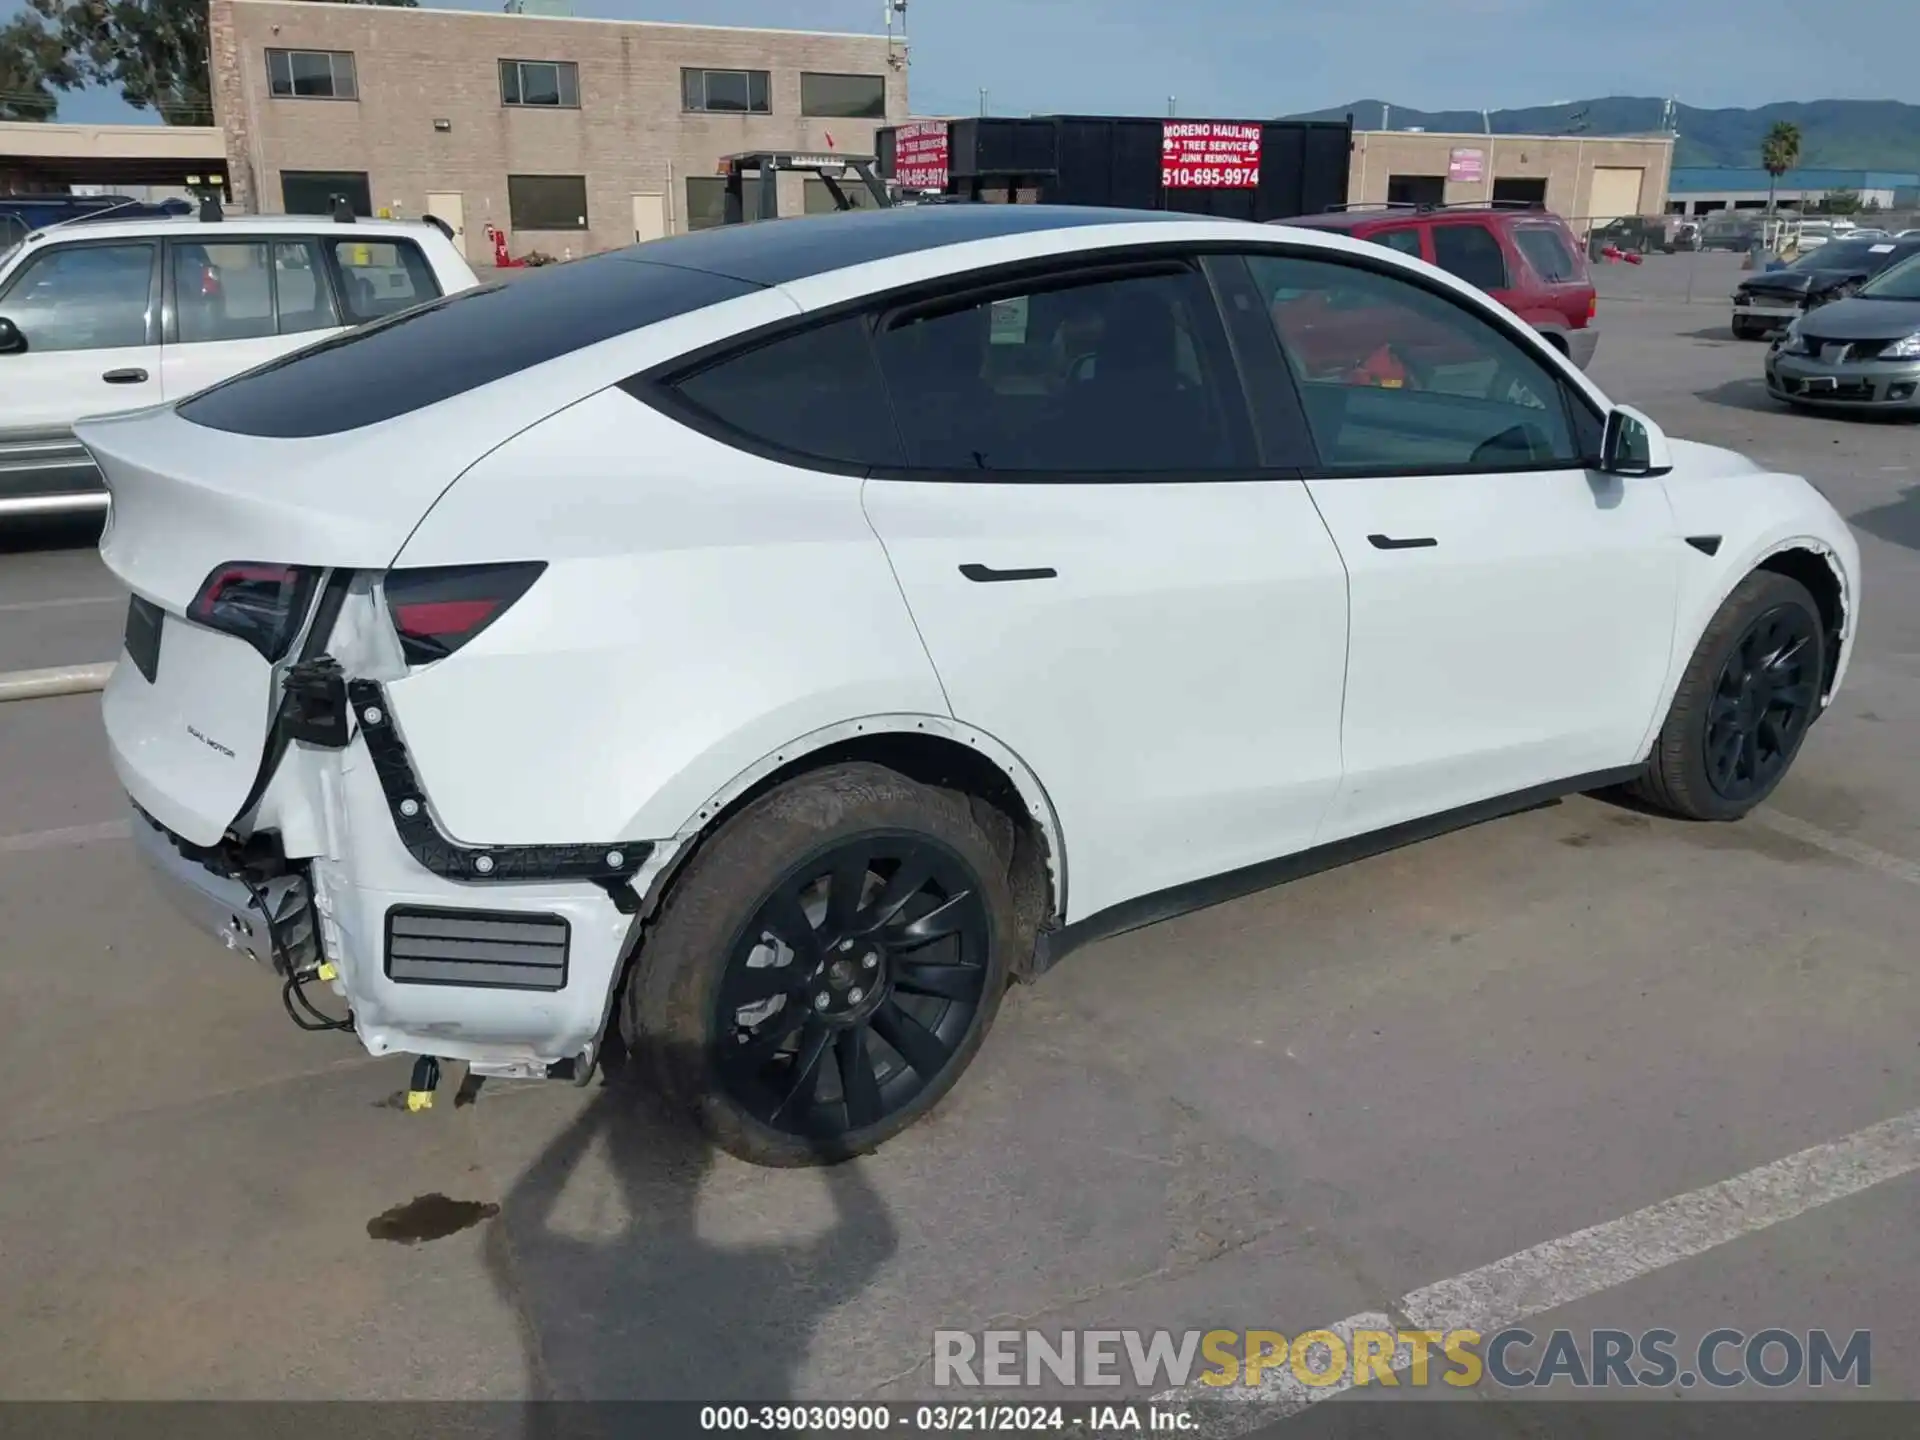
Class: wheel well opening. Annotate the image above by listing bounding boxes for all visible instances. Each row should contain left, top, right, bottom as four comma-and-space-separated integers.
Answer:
1759, 548, 1845, 696
650, 731, 1056, 979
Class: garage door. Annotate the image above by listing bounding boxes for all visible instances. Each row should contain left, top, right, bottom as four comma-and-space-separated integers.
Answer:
1587, 167, 1645, 227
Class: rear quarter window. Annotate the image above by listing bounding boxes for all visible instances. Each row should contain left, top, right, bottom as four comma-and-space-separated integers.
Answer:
1513, 226, 1580, 283
328, 237, 438, 321
176, 253, 758, 438
656, 315, 904, 470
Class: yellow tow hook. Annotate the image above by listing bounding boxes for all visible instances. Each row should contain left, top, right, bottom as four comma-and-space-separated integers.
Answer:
406, 1055, 441, 1113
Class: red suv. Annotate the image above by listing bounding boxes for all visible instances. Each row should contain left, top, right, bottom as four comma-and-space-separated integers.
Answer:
1274, 204, 1600, 368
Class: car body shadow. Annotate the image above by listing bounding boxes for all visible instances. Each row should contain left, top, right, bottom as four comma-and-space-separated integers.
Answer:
0, 512, 105, 556
485, 1034, 900, 1414
1681, 325, 1763, 343
1851, 484, 1920, 551
1695, 377, 1787, 415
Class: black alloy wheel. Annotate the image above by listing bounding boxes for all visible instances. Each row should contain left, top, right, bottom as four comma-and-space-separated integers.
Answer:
713, 833, 991, 1142
1701, 603, 1821, 804
1627, 570, 1828, 822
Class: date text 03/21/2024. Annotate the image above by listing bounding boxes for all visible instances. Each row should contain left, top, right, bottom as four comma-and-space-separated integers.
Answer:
697, 1405, 1189, 1433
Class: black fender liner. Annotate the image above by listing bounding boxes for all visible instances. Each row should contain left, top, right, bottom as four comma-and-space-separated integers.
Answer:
346, 679, 651, 898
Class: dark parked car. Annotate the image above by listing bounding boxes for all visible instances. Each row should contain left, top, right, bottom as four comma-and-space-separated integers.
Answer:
1731, 237, 1920, 339
1587, 215, 1670, 258
1700, 215, 1763, 252
1766, 251, 1920, 413
1277, 204, 1600, 367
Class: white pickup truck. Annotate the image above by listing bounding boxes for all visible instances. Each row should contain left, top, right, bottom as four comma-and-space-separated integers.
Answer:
0, 212, 478, 519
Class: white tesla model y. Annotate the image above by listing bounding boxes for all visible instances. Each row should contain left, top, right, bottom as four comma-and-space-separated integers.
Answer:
82, 206, 1860, 1165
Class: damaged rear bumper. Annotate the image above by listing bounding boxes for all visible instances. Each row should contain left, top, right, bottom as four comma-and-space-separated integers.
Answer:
130, 805, 317, 974
124, 662, 677, 1074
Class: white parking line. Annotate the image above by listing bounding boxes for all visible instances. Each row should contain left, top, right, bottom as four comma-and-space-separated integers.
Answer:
0, 595, 120, 614
0, 819, 132, 854
1754, 807, 1920, 888
1159, 1106, 1920, 1432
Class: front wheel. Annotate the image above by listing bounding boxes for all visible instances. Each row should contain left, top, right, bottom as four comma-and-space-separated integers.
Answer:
1627, 571, 1827, 821
623, 763, 1016, 1166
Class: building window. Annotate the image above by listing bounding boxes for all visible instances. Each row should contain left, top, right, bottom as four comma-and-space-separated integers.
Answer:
682, 68, 770, 114
267, 49, 358, 100
803, 176, 881, 213
1492, 177, 1547, 207
508, 174, 589, 231
684, 176, 764, 230
500, 59, 580, 108
1385, 174, 1444, 207
800, 72, 885, 119
281, 171, 371, 217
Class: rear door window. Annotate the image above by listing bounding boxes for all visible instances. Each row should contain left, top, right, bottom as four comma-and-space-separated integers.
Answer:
327, 237, 438, 322
172, 241, 276, 344
870, 263, 1253, 475
1513, 226, 1579, 283
273, 239, 341, 335
1430, 224, 1510, 290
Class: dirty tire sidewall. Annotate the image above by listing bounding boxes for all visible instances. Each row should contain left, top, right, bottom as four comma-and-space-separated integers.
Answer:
1630, 569, 1827, 822
624, 762, 1015, 1167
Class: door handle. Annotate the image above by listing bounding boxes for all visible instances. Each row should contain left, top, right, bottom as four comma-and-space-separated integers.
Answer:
102, 368, 148, 385
1367, 533, 1437, 550
960, 563, 1058, 583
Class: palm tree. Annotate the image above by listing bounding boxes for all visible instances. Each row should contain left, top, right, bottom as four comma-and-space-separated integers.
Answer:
1761, 121, 1802, 215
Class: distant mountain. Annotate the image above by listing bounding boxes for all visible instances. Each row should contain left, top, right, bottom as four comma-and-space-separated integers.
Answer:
1284, 97, 1920, 172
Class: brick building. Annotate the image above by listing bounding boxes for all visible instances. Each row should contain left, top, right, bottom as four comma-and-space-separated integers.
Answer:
208, 0, 909, 261
1347, 130, 1674, 229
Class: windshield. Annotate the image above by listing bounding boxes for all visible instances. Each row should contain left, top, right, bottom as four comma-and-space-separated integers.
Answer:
1858, 252, 1920, 300
1790, 239, 1880, 271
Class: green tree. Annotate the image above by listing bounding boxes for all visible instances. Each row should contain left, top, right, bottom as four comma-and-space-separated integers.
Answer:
0, 10, 76, 121
1814, 188, 1861, 215
26, 0, 417, 126
1760, 120, 1801, 214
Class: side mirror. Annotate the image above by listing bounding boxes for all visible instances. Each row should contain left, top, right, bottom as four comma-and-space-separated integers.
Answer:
0, 316, 23, 355
1601, 404, 1673, 478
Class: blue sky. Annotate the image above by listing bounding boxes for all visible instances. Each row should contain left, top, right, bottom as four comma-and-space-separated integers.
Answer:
7, 0, 1916, 125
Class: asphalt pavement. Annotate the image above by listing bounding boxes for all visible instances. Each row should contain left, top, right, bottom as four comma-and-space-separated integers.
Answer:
1, 254, 1917, 1421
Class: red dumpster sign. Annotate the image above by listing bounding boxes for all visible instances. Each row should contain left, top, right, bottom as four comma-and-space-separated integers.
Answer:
894, 122, 951, 190
1161, 121, 1261, 188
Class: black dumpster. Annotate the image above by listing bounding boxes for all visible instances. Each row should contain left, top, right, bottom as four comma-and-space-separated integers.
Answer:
878, 115, 1350, 221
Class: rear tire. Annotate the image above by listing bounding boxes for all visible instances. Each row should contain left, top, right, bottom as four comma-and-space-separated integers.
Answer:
1731, 317, 1763, 340
1627, 571, 1826, 821
622, 763, 1016, 1167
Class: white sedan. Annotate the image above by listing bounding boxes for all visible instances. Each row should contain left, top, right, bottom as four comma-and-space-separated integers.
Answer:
79, 207, 1860, 1165
0, 213, 476, 518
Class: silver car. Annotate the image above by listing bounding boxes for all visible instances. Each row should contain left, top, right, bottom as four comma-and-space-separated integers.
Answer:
1766, 252, 1920, 412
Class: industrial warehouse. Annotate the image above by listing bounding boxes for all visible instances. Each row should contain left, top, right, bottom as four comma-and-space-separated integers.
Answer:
3, 0, 1678, 262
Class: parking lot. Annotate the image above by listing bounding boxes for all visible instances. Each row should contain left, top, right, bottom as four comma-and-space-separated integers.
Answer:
2, 250, 1917, 1420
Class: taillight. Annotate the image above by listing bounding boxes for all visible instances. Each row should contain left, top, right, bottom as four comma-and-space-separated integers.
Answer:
383, 562, 545, 665
1588, 294, 1598, 322
188, 562, 319, 661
